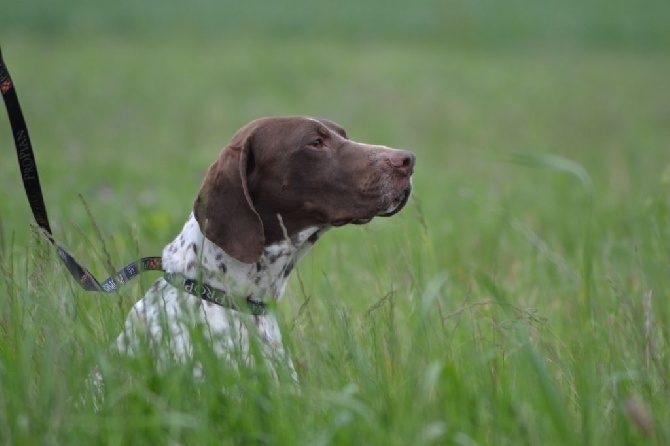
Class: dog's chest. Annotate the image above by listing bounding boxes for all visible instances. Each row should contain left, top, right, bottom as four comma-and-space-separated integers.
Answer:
116, 215, 327, 370
161, 214, 324, 301
117, 278, 285, 369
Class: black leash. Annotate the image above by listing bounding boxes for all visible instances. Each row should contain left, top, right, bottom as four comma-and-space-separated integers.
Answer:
0, 46, 162, 292
0, 46, 265, 314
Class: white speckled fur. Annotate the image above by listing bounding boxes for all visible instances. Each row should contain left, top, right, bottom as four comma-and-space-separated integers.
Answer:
115, 213, 327, 381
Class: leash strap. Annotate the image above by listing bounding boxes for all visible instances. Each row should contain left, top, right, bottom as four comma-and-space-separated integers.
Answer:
0, 47, 266, 315
0, 47, 164, 292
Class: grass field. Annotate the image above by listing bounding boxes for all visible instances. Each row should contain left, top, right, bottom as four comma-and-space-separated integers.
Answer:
1, 0, 670, 444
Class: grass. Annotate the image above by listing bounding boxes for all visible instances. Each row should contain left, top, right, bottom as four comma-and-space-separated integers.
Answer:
1, 0, 670, 444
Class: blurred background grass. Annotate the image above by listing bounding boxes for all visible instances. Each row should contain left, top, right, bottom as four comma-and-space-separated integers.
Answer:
1, 0, 668, 249
1, 0, 670, 444
3, 0, 670, 48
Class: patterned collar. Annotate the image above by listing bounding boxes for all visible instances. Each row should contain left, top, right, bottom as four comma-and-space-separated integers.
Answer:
163, 272, 267, 316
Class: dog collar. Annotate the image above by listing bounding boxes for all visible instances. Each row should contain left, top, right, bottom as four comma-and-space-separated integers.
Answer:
163, 272, 267, 316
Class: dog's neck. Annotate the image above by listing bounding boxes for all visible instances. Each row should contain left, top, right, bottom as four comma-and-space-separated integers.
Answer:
162, 213, 327, 302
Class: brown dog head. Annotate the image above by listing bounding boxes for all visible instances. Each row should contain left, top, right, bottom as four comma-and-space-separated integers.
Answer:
194, 116, 416, 264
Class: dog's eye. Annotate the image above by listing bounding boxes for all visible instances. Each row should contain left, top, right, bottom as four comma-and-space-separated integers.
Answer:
308, 138, 324, 149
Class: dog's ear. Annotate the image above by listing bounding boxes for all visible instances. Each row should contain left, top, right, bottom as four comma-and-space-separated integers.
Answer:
194, 127, 264, 264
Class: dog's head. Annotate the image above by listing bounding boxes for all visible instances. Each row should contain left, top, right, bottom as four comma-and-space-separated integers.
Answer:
194, 116, 416, 263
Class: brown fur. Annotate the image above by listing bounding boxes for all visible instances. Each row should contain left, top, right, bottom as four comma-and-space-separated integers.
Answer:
194, 116, 415, 263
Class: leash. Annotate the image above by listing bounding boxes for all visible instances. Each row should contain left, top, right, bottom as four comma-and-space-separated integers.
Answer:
0, 45, 163, 292
0, 46, 265, 314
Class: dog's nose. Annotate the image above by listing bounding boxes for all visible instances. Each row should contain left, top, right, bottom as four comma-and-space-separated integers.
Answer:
386, 150, 416, 176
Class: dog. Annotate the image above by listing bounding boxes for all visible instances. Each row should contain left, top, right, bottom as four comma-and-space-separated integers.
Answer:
113, 116, 416, 381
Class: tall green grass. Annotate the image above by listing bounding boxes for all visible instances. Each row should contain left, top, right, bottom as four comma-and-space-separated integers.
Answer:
2, 1, 670, 444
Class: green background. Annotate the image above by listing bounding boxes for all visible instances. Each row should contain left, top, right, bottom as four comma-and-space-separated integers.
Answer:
1, 0, 669, 444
